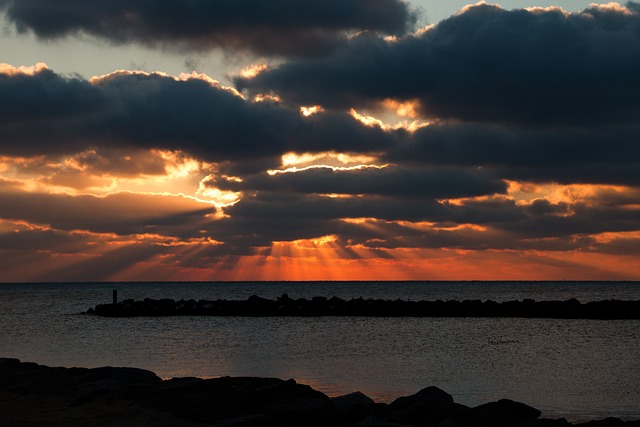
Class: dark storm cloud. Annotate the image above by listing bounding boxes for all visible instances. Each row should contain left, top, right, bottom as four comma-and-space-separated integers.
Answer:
8, 149, 171, 180
588, 187, 640, 206
237, 2, 640, 125
442, 198, 527, 225
212, 217, 342, 248
214, 193, 525, 248
216, 192, 640, 251
2, 185, 638, 257
210, 165, 507, 199
0, 189, 217, 237
498, 202, 640, 239
333, 218, 591, 252
0, 0, 415, 56
390, 122, 640, 186
0, 69, 398, 168
203, 191, 447, 246
588, 236, 640, 255
0, 227, 94, 252
1, 54, 639, 259
0, 66, 103, 123
224, 192, 449, 223
89, 73, 399, 160
69, 149, 170, 177
4, 66, 639, 188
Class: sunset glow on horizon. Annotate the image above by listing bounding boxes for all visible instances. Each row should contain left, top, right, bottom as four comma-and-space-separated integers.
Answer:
1, 1, 639, 282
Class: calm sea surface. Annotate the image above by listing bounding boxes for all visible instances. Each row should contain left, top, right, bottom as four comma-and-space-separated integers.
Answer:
1, 281, 639, 421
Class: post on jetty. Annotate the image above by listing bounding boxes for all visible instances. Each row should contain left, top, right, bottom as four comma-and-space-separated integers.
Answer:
113, 289, 117, 305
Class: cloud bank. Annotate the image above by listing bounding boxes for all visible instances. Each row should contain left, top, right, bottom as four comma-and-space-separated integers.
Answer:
237, 2, 640, 125
0, 0, 415, 56
1, 2, 639, 280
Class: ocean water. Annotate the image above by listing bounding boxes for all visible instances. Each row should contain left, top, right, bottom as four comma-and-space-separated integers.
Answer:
1, 281, 639, 421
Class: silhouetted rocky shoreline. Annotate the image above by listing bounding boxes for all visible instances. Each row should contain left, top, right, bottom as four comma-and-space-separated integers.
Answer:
1, 358, 638, 426
86, 294, 640, 319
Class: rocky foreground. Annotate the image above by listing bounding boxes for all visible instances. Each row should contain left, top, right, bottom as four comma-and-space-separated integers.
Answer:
87, 294, 640, 319
1, 358, 638, 427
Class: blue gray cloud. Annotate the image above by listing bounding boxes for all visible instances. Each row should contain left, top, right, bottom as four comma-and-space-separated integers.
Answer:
0, 0, 416, 56
237, 2, 640, 125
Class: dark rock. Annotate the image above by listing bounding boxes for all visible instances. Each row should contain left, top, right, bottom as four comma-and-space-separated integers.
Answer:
233, 377, 293, 396
467, 399, 541, 426
277, 293, 291, 303
150, 378, 239, 421
256, 397, 335, 426
27, 367, 78, 394
390, 385, 454, 409
388, 386, 467, 424
0, 365, 22, 387
69, 386, 111, 406
209, 414, 273, 427
574, 418, 625, 426
83, 366, 162, 386
436, 422, 467, 427
68, 378, 122, 405
161, 376, 207, 391
0, 373, 21, 387
3, 359, 640, 427
8, 386, 31, 395
145, 376, 331, 424
88, 296, 640, 319
115, 382, 160, 401
244, 378, 300, 402
354, 415, 413, 426
171, 393, 241, 422
331, 391, 376, 422
76, 378, 120, 395
228, 377, 325, 402
508, 418, 571, 427
165, 376, 230, 397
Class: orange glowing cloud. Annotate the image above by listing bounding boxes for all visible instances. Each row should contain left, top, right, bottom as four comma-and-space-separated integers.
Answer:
381, 99, 420, 118
300, 105, 325, 116
0, 62, 48, 76
196, 176, 242, 206
349, 108, 429, 132
267, 163, 389, 177
456, 1, 495, 16
89, 69, 242, 97
506, 181, 639, 206
240, 63, 269, 79
253, 93, 283, 103
279, 151, 380, 169
524, 5, 570, 15
0, 149, 219, 203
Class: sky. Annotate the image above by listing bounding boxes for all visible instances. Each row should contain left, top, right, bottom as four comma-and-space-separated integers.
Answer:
1, 1, 639, 282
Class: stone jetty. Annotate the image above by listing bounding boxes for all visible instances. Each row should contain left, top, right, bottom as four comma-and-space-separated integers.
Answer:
86, 294, 640, 319
1, 358, 638, 426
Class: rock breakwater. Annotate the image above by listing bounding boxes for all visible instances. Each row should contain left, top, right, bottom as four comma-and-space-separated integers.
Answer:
86, 294, 640, 319
1, 358, 638, 426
